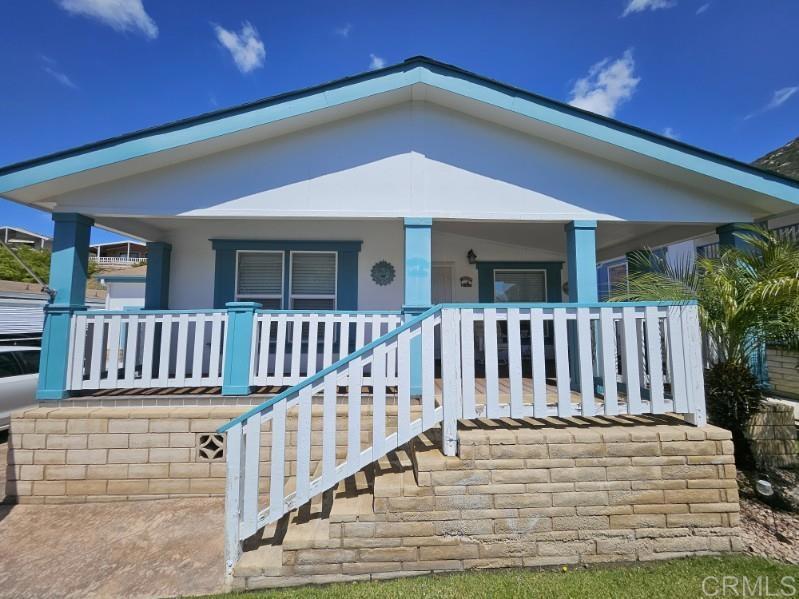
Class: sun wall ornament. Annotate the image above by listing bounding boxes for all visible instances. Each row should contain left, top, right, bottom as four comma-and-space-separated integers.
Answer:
371, 260, 396, 286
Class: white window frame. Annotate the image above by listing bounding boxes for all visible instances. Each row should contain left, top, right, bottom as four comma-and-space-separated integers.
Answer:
288, 250, 338, 310
234, 250, 285, 306
492, 268, 548, 303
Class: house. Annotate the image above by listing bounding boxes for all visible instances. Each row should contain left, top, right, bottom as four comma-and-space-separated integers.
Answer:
0, 279, 104, 343
0, 226, 51, 250
2, 57, 798, 587
89, 239, 148, 266
95, 265, 146, 310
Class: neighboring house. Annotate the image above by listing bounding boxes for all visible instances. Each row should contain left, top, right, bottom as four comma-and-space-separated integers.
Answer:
2, 58, 798, 583
96, 265, 146, 310
0, 279, 104, 343
89, 240, 148, 266
598, 136, 799, 293
0, 226, 51, 250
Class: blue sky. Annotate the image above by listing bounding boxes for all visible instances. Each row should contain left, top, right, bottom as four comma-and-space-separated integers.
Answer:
1, 0, 798, 243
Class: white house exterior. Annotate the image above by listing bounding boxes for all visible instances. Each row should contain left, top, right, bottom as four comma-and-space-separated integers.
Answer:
3, 58, 799, 580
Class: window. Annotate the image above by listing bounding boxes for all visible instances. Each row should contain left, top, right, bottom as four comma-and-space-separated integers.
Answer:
0, 353, 21, 378
608, 263, 628, 294
236, 251, 284, 308
15, 350, 40, 375
290, 252, 337, 309
493, 270, 546, 302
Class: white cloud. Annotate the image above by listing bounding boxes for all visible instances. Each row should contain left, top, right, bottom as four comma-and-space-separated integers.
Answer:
662, 127, 680, 140
745, 85, 799, 120
369, 53, 386, 70
696, 3, 710, 14
57, 0, 158, 39
622, 0, 676, 17
41, 55, 77, 89
568, 49, 640, 118
213, 21, 265, 74
334, 23, 352, 38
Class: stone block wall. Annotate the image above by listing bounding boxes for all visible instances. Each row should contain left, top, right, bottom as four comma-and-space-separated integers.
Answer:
240, 421, 742, 589
745, 402, 797, 469
767, 347, 799, 400
6, 405, 412, 504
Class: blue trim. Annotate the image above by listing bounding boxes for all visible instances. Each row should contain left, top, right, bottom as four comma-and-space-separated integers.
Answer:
2, 57, 798, 207
565, 220, 598, 303
255, 309, 402, 315
222, 301, 260, 396
217, 299, 692, 433
476, 261, 563, 304
79, 308, 224, 316
210, 239, 362, 309
145, 241, 171, 309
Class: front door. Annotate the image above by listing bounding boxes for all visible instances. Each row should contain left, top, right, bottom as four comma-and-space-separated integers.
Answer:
432, 264, 453, 304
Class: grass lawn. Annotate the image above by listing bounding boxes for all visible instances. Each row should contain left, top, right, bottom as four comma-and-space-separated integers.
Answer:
206, 556, 798, 598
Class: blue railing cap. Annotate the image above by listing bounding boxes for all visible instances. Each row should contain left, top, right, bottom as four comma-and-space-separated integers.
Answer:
216, 300, 695, 433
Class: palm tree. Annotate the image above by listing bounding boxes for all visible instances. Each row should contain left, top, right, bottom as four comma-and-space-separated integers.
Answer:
611, 226, 799, 461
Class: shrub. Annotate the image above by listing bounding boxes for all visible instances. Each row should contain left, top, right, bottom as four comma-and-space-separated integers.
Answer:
705, 361, 762, 465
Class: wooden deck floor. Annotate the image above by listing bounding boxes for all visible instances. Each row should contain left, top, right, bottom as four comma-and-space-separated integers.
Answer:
78, 377, 592, 405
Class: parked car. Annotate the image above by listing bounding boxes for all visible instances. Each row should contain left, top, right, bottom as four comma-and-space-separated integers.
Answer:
0, 346, 39, 431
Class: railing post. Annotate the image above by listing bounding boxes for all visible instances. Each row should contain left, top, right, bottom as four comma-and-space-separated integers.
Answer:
441, 308, 462, 456
224, 424, 244, 579
682, 304, 707, 426
222, 302, 261, 396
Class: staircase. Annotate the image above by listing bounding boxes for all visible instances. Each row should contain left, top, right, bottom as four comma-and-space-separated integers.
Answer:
218, 302, 707, 579
231, 435, 438, 589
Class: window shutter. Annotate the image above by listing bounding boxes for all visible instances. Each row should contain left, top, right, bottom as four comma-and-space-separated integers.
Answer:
291, 253, 336, 296
494, 270, 546, 302
237, 252, 283, 296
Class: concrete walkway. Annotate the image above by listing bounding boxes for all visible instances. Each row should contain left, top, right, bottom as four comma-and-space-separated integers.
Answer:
1, 435, 226, 599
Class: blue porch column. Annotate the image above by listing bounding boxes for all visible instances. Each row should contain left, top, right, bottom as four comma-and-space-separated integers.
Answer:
717, 223, 757, 253
566, 221, 598, 302
717, 223, 768, 384
222, 302, 261, 395
565, 220, 598, 393
144, 241, 171, 309
37, 213, 93, 400
403, 218, 432, 396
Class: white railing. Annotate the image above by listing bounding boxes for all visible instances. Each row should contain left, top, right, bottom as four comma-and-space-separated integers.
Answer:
220, 301, 706, 574
66, 309, 227, 390
90, 256, 147, 265
250, 311, 402, 387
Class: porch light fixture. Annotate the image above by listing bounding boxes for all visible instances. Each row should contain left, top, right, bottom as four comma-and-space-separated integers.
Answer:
467, 249, 477, 264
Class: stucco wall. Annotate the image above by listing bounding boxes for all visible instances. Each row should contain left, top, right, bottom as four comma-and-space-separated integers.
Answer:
104, 281, 146, 310
52, 103, 751, 224
164, 220, 565, 310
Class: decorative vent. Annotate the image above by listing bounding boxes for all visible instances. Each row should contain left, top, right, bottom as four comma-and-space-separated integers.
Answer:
198, 433, 225, 461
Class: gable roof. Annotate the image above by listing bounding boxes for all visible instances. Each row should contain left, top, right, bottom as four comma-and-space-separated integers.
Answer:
1, 56, 798, 208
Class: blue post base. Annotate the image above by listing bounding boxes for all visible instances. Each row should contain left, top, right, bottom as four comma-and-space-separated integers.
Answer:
36, 304, 85, 400
403, 305, 429, 397
222, 302, 261, 397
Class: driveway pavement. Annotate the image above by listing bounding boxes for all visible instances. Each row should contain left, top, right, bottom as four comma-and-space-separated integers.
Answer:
0, 433, 226, 599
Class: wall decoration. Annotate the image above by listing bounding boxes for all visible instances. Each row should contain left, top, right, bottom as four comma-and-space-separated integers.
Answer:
460, 276, 473, 288
371, 260, 396, 286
